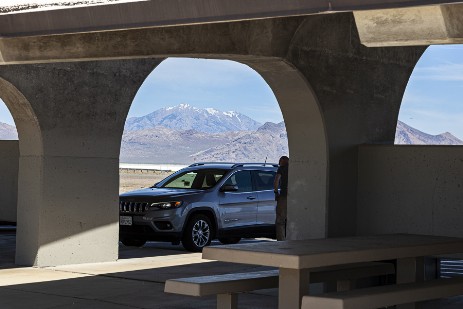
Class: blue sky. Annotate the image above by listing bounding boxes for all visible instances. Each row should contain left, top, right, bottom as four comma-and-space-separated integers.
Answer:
128, 58, 281, 123
399, 45, 463, 138
0, 47, 462, 139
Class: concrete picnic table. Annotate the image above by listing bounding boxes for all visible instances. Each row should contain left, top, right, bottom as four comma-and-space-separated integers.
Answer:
202, 234, 463, 309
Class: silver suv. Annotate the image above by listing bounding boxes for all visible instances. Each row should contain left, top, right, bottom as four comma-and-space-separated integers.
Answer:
119, 163, 277, 251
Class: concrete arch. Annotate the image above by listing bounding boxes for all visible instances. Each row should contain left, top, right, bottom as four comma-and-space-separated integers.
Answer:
0, 59, 162, 266
285, 13, 426, 237
131, 56, 328, 240
240, 59, 328, 239
0, 77, 42, 262
0, 14, 331, 265
0, 77, 40, 225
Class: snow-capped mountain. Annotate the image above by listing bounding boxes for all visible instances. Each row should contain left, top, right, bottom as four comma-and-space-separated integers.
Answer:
395, 121, 463, 145
124, 104, 262, 133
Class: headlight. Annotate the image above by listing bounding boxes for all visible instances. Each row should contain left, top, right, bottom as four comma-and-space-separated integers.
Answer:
150, 201, 183, 209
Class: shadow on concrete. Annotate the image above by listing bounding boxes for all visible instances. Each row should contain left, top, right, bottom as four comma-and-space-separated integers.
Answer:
0, 229, 278, 309
1, 225, 270, 264
0, 269, 278, 309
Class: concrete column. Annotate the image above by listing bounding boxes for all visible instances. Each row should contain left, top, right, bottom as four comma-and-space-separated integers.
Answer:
0, 59, 161, 266
286, 13, 426, 237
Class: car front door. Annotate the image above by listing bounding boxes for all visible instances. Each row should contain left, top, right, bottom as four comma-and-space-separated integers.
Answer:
218, 170, 258, 229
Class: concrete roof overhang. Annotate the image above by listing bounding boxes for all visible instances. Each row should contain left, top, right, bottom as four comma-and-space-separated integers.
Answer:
1, 0, 463, 38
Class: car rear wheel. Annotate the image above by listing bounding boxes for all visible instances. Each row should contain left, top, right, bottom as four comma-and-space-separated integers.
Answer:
182, 214, 213, 252
121, 238, 147, 247
218, 237, 241, 245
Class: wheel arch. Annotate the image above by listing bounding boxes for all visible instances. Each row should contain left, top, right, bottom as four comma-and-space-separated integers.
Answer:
183, 207, 218, 238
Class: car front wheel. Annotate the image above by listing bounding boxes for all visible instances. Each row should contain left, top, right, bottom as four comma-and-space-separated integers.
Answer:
182, 214, 213, 252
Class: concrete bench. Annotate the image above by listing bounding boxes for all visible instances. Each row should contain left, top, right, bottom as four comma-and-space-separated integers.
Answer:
301, 277, 463, 309
164, 262, 395, 309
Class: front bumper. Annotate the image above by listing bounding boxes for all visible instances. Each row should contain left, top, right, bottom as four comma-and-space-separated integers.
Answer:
119, 208, 185, 241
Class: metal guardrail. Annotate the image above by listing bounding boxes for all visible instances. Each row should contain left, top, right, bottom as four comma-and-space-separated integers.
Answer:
440, 258, 463, 278
188, 162, 278, 168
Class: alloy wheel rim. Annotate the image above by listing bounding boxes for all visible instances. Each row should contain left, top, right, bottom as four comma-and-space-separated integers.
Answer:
192, 219, 210, 247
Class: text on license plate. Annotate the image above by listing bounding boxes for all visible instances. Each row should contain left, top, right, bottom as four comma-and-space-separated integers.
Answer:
120, 216, 132, 226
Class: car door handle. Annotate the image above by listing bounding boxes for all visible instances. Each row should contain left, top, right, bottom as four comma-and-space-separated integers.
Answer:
247, 196, 256, 200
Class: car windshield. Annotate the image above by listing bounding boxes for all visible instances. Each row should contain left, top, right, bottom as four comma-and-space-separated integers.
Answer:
160, 169, 228, 189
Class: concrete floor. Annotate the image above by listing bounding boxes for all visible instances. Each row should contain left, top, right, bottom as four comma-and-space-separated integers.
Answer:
0, 227, 462, 308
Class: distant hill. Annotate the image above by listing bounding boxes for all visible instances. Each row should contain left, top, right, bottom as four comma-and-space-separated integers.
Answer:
190, 122, 288, 163
0, 122, 17, 140
120, 126, 248, 164
395, 121, 463, 145
125, 104, 262, 133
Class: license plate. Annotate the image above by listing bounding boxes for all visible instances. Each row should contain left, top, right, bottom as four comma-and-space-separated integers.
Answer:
120, 216, 132, 226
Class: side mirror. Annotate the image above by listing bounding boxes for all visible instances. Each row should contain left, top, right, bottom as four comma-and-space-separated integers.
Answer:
220, 185, 239, 192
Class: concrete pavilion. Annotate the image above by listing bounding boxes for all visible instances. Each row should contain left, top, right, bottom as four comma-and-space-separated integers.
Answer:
0, 0, 463, 267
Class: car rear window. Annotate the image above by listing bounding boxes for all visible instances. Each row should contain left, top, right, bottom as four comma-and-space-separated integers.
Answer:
255, 171, 276, 191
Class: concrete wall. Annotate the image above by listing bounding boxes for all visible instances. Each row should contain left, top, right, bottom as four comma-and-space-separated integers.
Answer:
358, 145, 463, 237
0, 140, 18, 223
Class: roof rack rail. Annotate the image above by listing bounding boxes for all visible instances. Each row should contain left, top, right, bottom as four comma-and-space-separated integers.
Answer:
188, 162, 236, 167
231, 163, 279, 168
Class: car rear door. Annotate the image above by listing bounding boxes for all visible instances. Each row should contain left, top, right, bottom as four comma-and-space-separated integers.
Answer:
218, 170, 258, 229
254, 170, 277, 225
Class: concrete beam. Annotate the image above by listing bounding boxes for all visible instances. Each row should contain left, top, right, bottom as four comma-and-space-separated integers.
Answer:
1, 0, 463, 38
0, 17, 304, 65
354, 3, 463, 46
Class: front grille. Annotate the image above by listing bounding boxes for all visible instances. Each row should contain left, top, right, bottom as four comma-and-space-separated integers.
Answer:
119, 201, 150, 214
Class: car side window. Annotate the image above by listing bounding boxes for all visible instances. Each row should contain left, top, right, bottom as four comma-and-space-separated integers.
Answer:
254, 171, 276, 191
223, 171, 253, 192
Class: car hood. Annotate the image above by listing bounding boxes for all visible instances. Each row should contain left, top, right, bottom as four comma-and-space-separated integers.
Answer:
120, 187, 202, 199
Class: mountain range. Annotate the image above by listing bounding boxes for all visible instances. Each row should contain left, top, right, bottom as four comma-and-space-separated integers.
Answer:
125, 104, 261, 133
1, 104, 462, 163
394, 121, 463, 145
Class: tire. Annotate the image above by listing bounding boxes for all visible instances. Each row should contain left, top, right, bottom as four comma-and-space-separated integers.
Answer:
182, 214, 213, 252
121, 238, 147, 247
218, 237, 241, 245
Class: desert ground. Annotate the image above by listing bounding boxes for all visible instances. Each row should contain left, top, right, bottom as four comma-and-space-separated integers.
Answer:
119, 169, 173, 193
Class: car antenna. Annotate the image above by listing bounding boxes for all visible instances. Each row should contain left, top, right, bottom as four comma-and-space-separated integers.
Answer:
264, 156, 267, 164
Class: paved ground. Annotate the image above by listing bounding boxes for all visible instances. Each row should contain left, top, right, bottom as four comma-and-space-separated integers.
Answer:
1, 227, 463, 308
